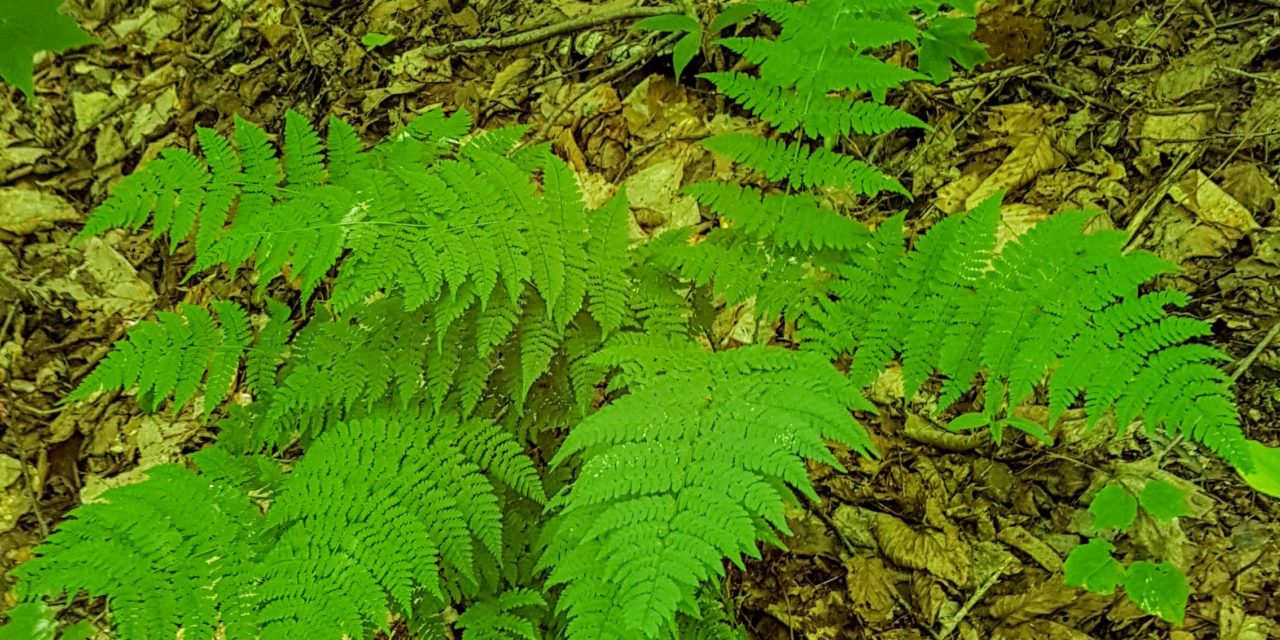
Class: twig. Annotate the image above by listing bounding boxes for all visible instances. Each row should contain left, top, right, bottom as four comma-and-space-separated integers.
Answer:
21, 457, 49, 538
1122, 143, 1207, 253
923, 64, 1038, 95
935, 556, 1013, 639
1134, 129, 1280, 143
1223, 67, 1280, 85
15, 400, 64, 416
397, 5, 680, 62
531, 32, 683, 142
1229, 321, 1280, 382
1030, 79, 1118, 113
0, 304, 15, 341
285, 0, 315, 60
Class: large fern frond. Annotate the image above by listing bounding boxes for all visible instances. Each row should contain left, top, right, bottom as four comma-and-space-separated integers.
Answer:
800, 194, 1251, 469
13, 464, 265, 640
541, 338, 875, 639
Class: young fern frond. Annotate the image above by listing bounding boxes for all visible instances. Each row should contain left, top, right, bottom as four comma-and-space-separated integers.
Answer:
541, 338, 874, 639
661, 0, 955, 329
12, 464, 265, 640
64, 300, 289, 414
454, 588, 547, 640
799, 194, 1251, 469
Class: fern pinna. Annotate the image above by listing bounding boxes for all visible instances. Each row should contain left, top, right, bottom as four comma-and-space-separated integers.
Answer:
540, 338, 875, 638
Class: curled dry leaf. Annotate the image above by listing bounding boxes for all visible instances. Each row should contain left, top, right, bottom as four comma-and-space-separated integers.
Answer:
966, 130, 1066, 209
872, 511, 971, 586
1169, 169, 1260, 234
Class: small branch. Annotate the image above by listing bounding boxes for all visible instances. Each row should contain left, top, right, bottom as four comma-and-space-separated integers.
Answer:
1230, 321, 1280, 382
397, 5, 680, 62
935, 556, 1013, 639
1122, 144, 1206, 253
21, 457, 49, 538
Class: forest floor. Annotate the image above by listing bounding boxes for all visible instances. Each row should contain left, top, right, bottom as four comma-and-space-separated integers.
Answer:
1, 0, 1279, 638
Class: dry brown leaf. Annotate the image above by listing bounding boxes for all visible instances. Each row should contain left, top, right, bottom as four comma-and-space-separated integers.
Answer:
967, 131, 1066, 209
995, 525, 1062, 572
903, 413, 987, 452
994, 620, 1099, 640
1141, 112, 1209, 144
0, 188, 80, 235
1219, 162, 1279, 218
986, 579, 1080, 624
488, 58, 532, 99
1169, 169, 1260, 234
872, 511, 971, 586
995, 202, 1049, 251
845, 556, 898, 624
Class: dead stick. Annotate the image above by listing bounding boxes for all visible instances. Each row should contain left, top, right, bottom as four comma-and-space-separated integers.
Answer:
1230, 321, 1280, 382
399, 5, 680, 61
936, 556, 1013, 639
1122, 143, 1206, 253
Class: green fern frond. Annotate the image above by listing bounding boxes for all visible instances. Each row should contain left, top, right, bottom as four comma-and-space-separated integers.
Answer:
260, 413, 512, 637
800, 194, 1251, 469
456, 588, 547, 640
65, 301, 265, 414
684, 182, 874, 251
283, 110, 326, 186
542, 340, 874, 638
672, 590, 745, 640
13, 464, 264, 640
586, 191, 632, 337
699, 134, 911, 195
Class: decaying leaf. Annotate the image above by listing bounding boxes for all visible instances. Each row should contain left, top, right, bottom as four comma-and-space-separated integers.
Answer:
966, 130, 1066, 209
844, 555, 898, 624
873, 511, 971, 586
1169, 170, 1261, 234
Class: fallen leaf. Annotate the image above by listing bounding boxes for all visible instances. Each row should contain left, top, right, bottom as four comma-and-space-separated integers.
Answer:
0, 188, 80, 234
1169, 169, 1260, 234
845, 556, 898, 624
488, 57, 532, 99
966, 131, 1066, 209
873, 511, 971, 586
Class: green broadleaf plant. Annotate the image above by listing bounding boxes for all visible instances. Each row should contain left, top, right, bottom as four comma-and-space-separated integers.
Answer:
1067, 477, 1196, 624
632, 13, 702, 79
0, 0, 97, 99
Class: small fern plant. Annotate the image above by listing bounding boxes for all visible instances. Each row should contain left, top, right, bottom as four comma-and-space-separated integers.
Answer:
1, 106, 867, 640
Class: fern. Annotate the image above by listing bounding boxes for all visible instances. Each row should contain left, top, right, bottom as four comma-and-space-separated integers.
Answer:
454, 589, 546, 640
12, 464, 264, 640
799, 194, 1251, 468
12, 412, 539, 640
258, 414, 513, 637
540, 338, 874, 638
64, 300, 289, 414
651, 0, 972, 326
